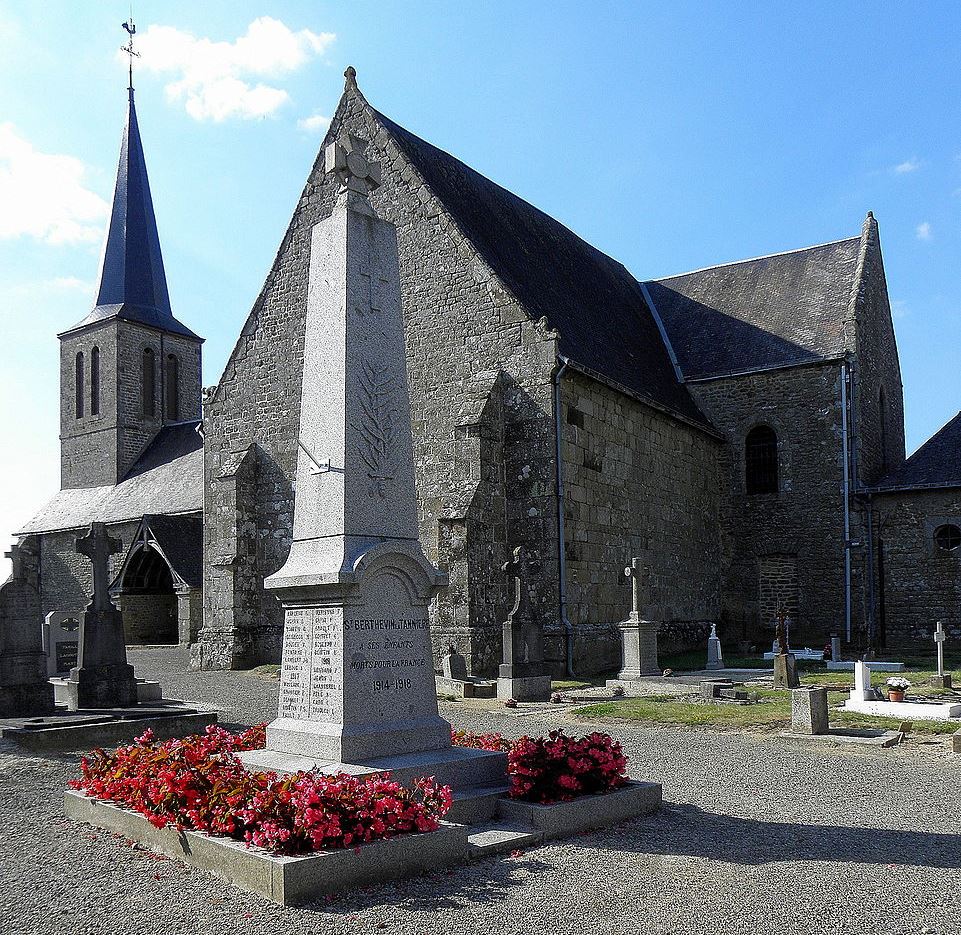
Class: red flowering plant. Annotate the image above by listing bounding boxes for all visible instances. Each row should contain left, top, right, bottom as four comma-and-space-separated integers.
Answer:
69, 724, 452, 856
506, 730, 628, 803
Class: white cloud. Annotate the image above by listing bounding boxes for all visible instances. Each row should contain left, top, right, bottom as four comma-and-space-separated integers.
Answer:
0, 123, 109, 245
891, 299, 909, 320
893, 158, 921, 174
133, 17, 335, 122
297, 112, 330, 133
916, 221, 933, 241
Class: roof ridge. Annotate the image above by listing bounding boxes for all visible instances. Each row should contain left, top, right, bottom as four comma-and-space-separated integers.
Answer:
648, 235, 862, 283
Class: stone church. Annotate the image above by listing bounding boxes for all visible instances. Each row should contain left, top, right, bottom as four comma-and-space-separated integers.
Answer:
14, 70, 960, 675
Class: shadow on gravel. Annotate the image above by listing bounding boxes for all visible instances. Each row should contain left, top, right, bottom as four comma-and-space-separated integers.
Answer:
293, 855, 557, 914
597, 803, 961, 868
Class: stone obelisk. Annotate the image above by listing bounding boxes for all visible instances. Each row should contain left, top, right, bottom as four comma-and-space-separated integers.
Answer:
246, 127, 455, 767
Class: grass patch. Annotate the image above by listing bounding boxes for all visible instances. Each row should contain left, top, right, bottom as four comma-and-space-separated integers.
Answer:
572, 691, 958, 735
551, 677, 607, 690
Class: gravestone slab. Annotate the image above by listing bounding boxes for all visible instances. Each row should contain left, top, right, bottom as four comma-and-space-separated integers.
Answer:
442, 646, 469, 681
773, 653, 800, 689
0, 540, 55, 717
791, 687, 829, 734
43, 612, 81, 676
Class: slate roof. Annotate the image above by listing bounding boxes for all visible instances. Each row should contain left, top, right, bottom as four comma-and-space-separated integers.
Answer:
375, 110, 708, 426
646, 237, 862, 380
18, 422, 203, 535
873, 412, 961, 491
61, 91, 200, 341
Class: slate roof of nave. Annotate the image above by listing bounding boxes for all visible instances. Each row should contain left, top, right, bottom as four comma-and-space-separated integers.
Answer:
374, 110, 710, 427
18, 422, 203, 535
645, 237, 863, 380
873, 411, 961, 491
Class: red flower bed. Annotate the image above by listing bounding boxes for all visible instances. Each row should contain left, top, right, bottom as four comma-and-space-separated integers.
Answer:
450, 727, 629, 803
69, 725, 452, 856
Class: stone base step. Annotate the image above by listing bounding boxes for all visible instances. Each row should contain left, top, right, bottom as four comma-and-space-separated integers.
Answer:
447, 783, 511, 824
466, 823, 543, 858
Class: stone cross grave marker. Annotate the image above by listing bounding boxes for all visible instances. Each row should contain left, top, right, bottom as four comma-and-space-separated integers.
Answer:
932, 621, 952, 689
64, 523, 138, 710
497, 546, 550, 701
706, 623, 724, 670
615, 557, 659, 679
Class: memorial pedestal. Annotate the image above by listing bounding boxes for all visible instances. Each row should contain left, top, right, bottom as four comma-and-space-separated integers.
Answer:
616, 615, 659, 679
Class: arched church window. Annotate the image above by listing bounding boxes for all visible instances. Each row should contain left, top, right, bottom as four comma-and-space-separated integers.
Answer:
166, 354, 179, 421
934, 524, 961, 552
75, 351, 84, 419
142, 347, 156, 418
90, 346, 100, 416
745, 425, 778, 494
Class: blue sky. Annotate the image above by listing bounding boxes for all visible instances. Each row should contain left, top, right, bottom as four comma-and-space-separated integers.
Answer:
2, 1, 960, 571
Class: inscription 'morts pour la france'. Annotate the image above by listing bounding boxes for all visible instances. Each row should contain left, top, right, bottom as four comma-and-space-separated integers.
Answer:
280, 607, 339, 720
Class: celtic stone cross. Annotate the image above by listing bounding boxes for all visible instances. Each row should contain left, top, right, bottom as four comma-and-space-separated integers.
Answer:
76, 522, 122, 613
325, 133, 382, 197
503, 546, 530, 623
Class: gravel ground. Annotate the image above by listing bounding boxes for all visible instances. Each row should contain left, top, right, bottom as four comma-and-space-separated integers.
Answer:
1, 645, 959, 935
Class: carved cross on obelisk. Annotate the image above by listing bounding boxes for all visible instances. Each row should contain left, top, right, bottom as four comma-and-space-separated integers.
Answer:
497, 546, 549, 700
77, 523, 123, 613
325, 132, 382, 197
616, 556, 660, 679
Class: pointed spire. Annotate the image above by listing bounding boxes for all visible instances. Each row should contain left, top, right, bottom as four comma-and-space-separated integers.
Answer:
61, 78, 199, 339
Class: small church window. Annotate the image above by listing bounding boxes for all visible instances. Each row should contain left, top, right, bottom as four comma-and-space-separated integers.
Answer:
566, 405, 585, 429
166, 354, 179, 421
142, 347, 156, 417
90, 346, 100, 416
75, 351, 84, 419
745, 425, 778, 494
934, 524, 961, 552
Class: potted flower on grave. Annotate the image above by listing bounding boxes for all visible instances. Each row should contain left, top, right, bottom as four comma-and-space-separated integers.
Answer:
886, 676, 911, 703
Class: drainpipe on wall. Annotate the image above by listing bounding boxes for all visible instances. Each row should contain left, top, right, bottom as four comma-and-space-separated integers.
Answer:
553, 354, 575, 677
840, 360, 853, 643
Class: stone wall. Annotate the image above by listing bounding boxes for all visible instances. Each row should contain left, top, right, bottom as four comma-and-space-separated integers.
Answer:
59, 320, 202, 489
850, 219, 906, 487
200, 86, 558, 671
873, 488, 961, 646
560, 369, 722, 671
118, 593, 177, 644
688, 362, 848, 646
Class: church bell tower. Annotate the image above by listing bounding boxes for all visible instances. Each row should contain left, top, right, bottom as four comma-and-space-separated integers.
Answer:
58, 21, 203, 490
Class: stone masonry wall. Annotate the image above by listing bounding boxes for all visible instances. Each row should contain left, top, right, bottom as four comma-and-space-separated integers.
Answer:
200, 86, 558, 669
688, 362, 849, 647
560, 370, 722, 672
59, 320, 202, 489
850, 223, 906, 487
874, 489, 961, 646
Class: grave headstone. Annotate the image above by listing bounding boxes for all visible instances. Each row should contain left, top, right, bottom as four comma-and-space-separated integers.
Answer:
791, 687, 829, 734
932, 621, 952, 690
238, 136, 504, 790
0, 539, 55, 716
706, 623, 724, 670
442, 645, 469, 681
615, 557, 660, 679
773, 604, 800, 688
497, 546, 551, 701
850, 660, 874, 702
831, 634, 841, 664
42, 611, 81, 676
63, 523, 138, 710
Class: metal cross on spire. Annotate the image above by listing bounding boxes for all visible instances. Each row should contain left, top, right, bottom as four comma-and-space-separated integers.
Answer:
121, 18, 139, 94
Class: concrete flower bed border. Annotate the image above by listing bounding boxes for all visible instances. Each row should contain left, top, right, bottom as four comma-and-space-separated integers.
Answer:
64, 791, 469, 906
498, 780, 662, 840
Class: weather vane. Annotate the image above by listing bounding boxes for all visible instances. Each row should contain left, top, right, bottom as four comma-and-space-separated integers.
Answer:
121, 18, 139, 93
